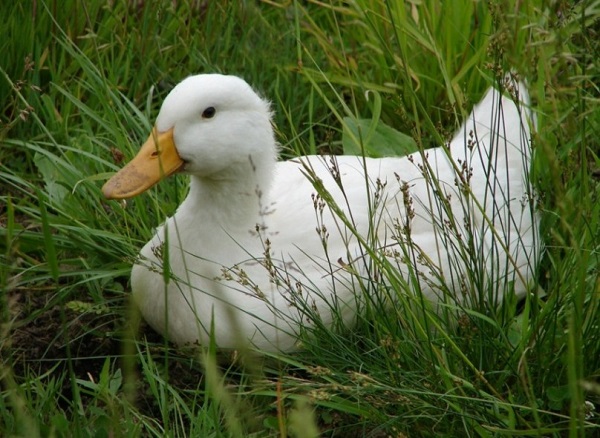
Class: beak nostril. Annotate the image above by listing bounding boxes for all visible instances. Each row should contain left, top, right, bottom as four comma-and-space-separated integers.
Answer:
151, 151, 159, 158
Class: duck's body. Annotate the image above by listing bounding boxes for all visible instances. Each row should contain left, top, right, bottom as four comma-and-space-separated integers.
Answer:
103, 74, 538, 352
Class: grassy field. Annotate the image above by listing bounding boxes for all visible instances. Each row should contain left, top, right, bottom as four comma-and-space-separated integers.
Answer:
1, 0, 599, 436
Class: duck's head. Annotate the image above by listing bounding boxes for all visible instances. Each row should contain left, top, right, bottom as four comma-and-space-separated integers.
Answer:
102, 74, 275, 199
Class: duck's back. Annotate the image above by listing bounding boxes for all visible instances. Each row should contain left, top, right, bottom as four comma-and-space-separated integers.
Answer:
266, 82, 537, 310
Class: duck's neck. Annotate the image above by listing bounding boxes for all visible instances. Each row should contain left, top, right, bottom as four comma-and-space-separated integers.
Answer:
182, 154, 276, 228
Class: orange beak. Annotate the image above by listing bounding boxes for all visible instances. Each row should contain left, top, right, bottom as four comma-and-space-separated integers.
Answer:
102, 127, 184, 199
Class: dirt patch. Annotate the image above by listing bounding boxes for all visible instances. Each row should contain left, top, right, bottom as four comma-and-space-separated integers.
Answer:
2, 288, 122, 379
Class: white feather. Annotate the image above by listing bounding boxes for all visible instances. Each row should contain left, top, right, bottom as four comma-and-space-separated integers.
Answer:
131, 74, 539, 352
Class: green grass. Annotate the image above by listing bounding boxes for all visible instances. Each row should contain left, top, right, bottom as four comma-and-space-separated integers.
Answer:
1, 0, 599, 436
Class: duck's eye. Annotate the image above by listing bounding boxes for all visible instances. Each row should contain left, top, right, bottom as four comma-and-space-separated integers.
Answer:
202, 107, 216, 119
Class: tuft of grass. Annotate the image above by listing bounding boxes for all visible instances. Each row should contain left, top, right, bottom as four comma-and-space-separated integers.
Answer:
1, 0, 598, 436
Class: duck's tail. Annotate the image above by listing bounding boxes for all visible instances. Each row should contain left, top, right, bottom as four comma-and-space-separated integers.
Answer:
464, 73, 536, 179
504, 73, 536, 158
450, 73, 539, 303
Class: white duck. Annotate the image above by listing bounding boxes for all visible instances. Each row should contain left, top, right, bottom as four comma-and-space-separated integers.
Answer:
103, 74, 538, 352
